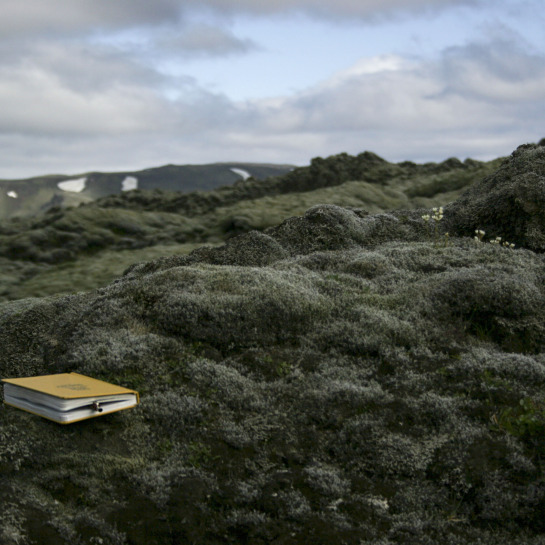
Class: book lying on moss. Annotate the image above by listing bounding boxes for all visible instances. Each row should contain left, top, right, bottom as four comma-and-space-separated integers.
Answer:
2, 372, 139, 424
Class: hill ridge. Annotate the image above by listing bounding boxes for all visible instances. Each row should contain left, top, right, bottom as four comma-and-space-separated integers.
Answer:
0, 161, 295, 219
0, 147, 508, 301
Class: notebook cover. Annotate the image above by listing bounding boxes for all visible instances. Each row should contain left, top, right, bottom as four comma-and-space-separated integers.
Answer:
2, 372, 139, 401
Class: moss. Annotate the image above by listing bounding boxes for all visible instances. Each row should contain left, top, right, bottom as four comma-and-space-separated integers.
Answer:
0, 149, 500, 300
495, 397, 545, 442
1, 144, 545, 543
445, 144, 545, 252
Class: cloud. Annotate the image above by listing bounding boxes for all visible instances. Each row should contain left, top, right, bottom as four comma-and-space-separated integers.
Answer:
10, 42, 168, 94
165, 36, 542, 163
0, 74, 161, 137
438, 40, 545, 102
157, 24, 257, 58
0, 0, 482, 38
0, 42, 173, 136
0, 0, 182, 37
248, 36, 545, 137
189, 0, 482, 20
0, 7, 542, 179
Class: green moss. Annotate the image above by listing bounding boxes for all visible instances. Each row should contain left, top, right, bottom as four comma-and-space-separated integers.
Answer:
495, 397, 545, 442
1, 145, 545, 544
1, 242, 212, 301
188, 441, 214, 468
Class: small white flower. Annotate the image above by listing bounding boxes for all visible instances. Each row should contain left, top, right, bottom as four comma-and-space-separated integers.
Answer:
431, 206, 444, 222
474, 229, 485, 243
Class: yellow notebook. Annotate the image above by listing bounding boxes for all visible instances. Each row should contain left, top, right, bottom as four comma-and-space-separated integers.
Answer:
2, 372, 139, 424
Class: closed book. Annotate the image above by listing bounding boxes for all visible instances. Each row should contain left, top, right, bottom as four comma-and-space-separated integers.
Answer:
2, 372, 139, 424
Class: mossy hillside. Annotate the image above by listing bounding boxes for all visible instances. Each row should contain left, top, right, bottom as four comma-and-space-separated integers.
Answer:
1, 246, 544, 543
0, 243, 214, 301
93, 152, 500, 218
2, 143, 545, 544
208, 181, 410, 237
0, 174, 73, 219
0, 206, 204, 262
0, 149, 504, 304
0, 206, 212, 301
193, 157, 501, 238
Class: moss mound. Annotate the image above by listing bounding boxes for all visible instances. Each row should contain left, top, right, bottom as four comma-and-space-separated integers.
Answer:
446, 143, 545, 251
1, 145, 545, 544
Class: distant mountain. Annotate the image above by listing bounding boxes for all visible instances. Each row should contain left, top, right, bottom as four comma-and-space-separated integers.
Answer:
0, 162, 295, 219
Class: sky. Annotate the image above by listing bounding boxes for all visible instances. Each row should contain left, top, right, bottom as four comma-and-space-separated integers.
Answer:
1, 0, 544, 178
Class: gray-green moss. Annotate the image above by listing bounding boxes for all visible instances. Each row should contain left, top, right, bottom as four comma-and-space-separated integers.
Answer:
1, 144, 545, 544
445, 143, 545, 251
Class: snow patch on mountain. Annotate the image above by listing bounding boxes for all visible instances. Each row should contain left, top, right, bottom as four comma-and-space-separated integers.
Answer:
230, 168, 251, 180
121, 176, 138, 192
58, 177, 87, 193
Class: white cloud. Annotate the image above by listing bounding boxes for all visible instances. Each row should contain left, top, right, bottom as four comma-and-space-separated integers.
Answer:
1, 36, 543, 177
438, 41, 545, 102
246, 38, 545, 140
0, 0, 541, 178
0, 63, 167, 136
180, 37, 543, 163
332, 55, 408, 77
